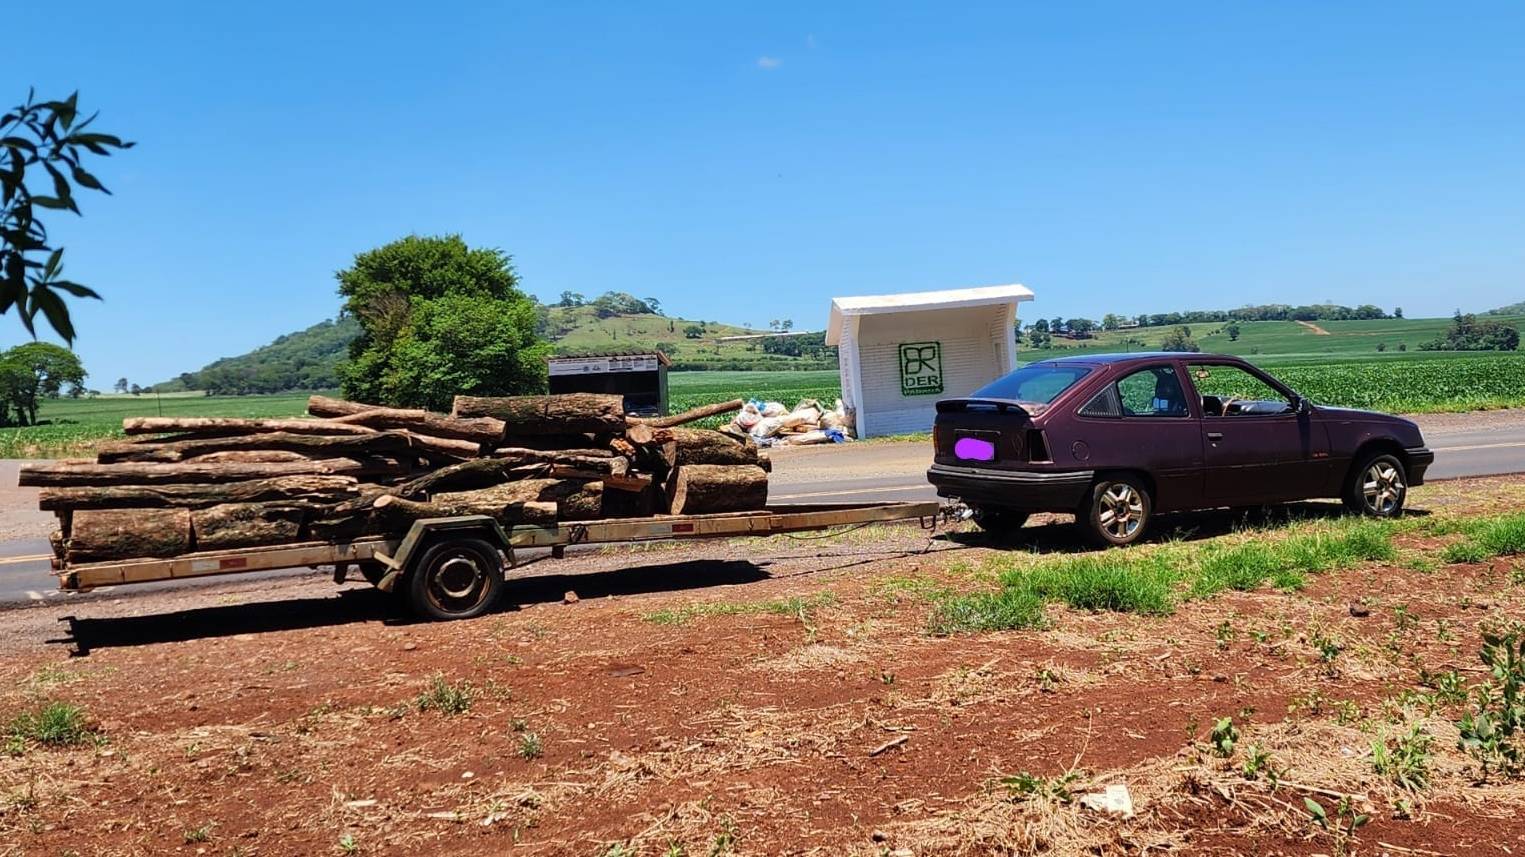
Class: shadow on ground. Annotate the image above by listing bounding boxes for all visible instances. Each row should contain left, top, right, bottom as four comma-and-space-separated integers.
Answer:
53, 559, 769, 654
942, 501, 1429, 553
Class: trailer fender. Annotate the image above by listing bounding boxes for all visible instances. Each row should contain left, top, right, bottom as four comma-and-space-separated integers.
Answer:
373, 516, 514, 594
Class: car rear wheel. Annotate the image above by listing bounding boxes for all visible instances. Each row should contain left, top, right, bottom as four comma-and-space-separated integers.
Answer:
1343, 453, 1407, 518
970, 506, 1030, 535
1080, 475, 1152, 547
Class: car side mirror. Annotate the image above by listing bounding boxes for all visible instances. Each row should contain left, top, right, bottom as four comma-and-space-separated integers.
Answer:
1293, 396, 1312, 415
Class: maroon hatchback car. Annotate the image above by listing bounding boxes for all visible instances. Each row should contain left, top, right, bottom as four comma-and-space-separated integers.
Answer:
927, 353, 1434, 546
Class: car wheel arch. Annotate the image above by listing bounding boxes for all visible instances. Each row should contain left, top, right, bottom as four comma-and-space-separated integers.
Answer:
1347, 438, 1407, 476
1089, 468, 1157, 504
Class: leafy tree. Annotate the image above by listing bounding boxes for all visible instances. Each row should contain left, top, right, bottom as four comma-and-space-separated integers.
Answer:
113, 376, 127, 394
1159, 326, 1200, 353
1031, 318, 1049, 333
1394, 307, 1403, 318
781, 319, 794, 331
337, 234, 549, 409
589, 291, 654, 317
1066, 318, 1095, 337
2, 90, 133, 343
0, 342, 86, 425
130, 383, 141, 395
1224, 322, 1241, 341
644, 296, 662, 315
1049, 317, 1065, 334
557, 291, 585, 308
1026, 328, 1051, 349
1420, 312, 1520, 352
1101, 313, 1121, 331
683, 324, 704, 339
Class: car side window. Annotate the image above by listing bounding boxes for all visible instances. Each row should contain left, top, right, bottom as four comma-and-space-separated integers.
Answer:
1189, 364, 1295, 417
1116, 366, 1190, 418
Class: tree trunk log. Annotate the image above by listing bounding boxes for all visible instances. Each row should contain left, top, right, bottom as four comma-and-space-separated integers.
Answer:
97, 430, 419, 464
632, 398, 744, 429
389, 458, 550, 499
669, 428, 759, 467
602, 484, 657, 518
189, 450, 311, 464
67, 508, 192, 563
36, 475, 361, 511
498, 433, 603, 451
191, 503, 307, 551
306, 395, 506, 443
20, 458, 394, 487
374, 490, 558, 527
122, 417, 377, 437
557, 481, 604, 521
452, 394, 626, 435
667, 465, 769, 515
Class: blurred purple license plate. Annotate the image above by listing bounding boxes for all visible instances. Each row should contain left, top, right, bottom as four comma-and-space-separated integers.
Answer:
954, 437, 996, 462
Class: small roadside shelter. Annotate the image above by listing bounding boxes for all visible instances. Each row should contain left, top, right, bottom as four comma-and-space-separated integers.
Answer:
825, 284, 1035, 437
547, 351, 670, 417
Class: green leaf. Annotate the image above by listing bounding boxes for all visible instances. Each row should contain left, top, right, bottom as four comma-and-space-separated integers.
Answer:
1303, 797, 1327, 825
30, 196, 71, 210
27, 285, 76, 344
70, 165, 106, 193
47, 280, 100, 300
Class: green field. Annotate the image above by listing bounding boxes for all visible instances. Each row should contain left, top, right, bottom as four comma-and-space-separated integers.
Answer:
0, 392, 316, 459
1024, 315, 1525, 361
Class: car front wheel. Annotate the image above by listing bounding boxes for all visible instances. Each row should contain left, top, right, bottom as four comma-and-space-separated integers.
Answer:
1081, 475, 1152, 547
1343, 453, 1407, 517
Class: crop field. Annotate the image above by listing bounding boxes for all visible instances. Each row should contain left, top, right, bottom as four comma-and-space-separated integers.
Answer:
5, 476, 1525, 854
0, 392, 314, 459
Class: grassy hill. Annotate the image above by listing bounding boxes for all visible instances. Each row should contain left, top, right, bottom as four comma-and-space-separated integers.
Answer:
154, 317, 360, 394
1021, 315, 1525, 364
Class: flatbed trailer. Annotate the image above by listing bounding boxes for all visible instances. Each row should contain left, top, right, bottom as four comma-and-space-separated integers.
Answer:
56, 501, 942, 620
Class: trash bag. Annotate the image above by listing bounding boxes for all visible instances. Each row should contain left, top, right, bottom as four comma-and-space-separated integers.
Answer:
734, 402, 762, 429
760, 401, 787, 418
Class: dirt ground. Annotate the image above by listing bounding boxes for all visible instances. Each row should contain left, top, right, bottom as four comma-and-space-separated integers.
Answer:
5, 479, 1525, 855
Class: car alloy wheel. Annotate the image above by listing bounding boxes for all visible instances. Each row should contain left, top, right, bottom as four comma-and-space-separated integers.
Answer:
1362, 460, 1405, 515
1098, 483, 1144, 540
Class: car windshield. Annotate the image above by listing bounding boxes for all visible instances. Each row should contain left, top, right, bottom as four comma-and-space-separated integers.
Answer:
973, 364, 1092, 405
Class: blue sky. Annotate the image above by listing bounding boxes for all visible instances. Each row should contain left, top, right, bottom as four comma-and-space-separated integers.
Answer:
10, 2, 1524, 384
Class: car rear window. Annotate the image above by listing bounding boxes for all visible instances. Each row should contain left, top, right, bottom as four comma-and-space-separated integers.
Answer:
973, 364, 1092, 404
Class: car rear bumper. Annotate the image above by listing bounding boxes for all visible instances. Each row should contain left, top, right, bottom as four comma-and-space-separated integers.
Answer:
926, 463, 1094, 511
1405, 446, 1434, 486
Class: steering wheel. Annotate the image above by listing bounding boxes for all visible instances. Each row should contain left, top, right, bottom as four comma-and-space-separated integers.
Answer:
1220, 396, 1241, 415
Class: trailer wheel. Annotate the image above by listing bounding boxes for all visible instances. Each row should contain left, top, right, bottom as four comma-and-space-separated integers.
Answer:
406, 537, 504, 621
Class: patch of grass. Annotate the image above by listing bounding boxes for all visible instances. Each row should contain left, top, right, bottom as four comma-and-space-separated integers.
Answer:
5, 702, 96, 752
1189, 519, 1396, 598
1013, 550, 1180, 615
928, 588, 1048, 635
415, 675, 474, 716
1444, 512, 1525, 564
1371, 721, 1432, 791
643, 593, 835, 626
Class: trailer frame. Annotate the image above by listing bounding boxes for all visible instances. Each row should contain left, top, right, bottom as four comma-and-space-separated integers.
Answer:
57, 501, 943, 618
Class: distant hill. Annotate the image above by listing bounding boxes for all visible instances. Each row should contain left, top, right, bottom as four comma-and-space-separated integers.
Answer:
1488, 301, 1525, 316
156, 293, 835, 393
153, 317, 359, 394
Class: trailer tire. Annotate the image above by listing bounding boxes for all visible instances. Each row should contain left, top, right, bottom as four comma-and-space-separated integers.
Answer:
406, 537, 505, 621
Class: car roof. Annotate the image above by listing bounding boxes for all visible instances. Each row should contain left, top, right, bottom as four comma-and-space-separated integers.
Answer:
1027, 352, 1244, 367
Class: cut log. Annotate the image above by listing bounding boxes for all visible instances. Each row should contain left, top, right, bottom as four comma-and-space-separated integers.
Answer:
666, 465, 768, 515
67, 508, 192, 563
191, 503, 307, 551
389, 458, 549, 499
452, 394, 626, 435
669, 428, 759, 467
756, 451, 772, 473
557, 481, 604, 521
308, 511, 391, 542
604, 472, 654, 493
122, 417, 377, 437
48, 529, 64, 560
36, 475, 361, 511
306, 395, 507, 443
189, 450, 310, 464
492, 446, 614, 462
603, 484, 657, 518
499, 433, 602, 451
20, 458, 393, 488
632, 398, 744, 429
97, 430, 418, 464
374, 490, 558, 527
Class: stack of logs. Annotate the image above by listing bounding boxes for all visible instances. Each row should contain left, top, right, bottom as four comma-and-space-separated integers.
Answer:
21, 393, 769, 565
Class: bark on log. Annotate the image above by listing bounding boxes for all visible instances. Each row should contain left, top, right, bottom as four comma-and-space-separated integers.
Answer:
669, 428, 759, 467
36, 475, 361, 511
97, 430, 418, 464
452, 394, 626, 435
191, 503, 306, 551
389, 458, 549, 499
499, 433, 602, 451
48, 529, 64, 560
306, 395, 506, 443
67, 508, 192, 563
666, 465, 769, 515
308, 510, 391, 542
604, 472, 654, 493
122, 417, 377, 437
374, 491, 558, 527
20, 458, 393, 487
632, 398, 744, 429
492, 446, 614, 462
557, 481, 604, 521
189, 450, 310, 464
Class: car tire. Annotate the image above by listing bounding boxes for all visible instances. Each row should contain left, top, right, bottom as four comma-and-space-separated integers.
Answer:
406, 537, 505, 621
1342, 452, 1407, 518
1080, 474, 1152, 547
970, 506, 1030, 535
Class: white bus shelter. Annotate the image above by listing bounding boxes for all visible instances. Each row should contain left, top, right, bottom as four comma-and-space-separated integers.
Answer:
826, 284, 1035, 437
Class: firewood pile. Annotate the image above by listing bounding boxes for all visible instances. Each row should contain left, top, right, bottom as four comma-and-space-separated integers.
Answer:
21, 393, 766, 565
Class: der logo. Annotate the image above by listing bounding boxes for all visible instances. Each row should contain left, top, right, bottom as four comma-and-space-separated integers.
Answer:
899, 341, 943, 395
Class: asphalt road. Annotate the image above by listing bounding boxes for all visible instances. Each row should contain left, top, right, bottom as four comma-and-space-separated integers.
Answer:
5, 413, 1525, 607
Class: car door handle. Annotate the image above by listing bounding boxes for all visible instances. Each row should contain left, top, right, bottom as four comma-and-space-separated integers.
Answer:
1206, 432, 1224, 442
